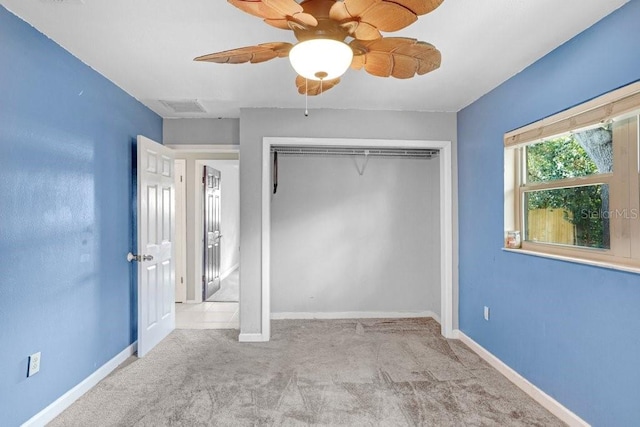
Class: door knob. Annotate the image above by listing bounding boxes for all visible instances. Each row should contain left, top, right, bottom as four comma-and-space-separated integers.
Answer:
127, 253, 154, 262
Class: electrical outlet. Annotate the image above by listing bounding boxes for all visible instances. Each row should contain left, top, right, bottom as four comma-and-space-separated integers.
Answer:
28, 352, 41, 377
483, 306, 490, 321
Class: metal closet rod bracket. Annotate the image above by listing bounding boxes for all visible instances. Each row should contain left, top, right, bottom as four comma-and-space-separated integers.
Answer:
354, 150, 370, 176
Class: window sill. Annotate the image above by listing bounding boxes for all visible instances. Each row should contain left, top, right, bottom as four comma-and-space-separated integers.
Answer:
502, 247, 640, 275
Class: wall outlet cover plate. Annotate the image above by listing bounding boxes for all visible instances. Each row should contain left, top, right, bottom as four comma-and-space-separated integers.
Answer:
28, 352, 41, 377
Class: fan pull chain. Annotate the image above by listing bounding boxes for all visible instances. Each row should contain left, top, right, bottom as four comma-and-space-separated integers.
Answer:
304, 78, 309, 117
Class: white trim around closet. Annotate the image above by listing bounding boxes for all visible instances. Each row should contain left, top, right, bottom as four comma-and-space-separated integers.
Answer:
254, 137, 455, 342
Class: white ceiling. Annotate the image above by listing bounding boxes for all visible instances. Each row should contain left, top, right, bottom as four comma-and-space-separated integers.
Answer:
2, 0, 629, 118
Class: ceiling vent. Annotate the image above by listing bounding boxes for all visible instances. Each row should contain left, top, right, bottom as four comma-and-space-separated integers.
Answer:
40, 0, 85, 4
159, 100, 207, 114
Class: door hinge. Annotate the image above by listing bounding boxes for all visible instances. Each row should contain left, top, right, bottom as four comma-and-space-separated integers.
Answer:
180, 175, 183, 183
202, 275, 205, 284
202, 177, 205, 185
180, 276, 184, 284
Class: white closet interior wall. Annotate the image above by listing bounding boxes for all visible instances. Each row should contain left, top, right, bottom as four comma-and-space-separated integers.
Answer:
271, 152, 441, 316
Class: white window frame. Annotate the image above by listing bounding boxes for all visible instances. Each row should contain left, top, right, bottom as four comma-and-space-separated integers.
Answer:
504, 82, 640, 271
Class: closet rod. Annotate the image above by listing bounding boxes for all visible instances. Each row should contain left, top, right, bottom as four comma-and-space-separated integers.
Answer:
271, 146, 439, 159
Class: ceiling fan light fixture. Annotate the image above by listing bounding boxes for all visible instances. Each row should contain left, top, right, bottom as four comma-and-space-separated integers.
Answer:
289, 39, 353, 81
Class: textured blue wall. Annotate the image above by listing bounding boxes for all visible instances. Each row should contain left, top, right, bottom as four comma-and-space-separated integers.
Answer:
0, 6, 162, 426
458, 1, 640, 425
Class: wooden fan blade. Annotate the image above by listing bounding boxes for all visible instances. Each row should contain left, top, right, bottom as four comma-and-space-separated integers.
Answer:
263, 0, 303, 16
393, 40, 441, 75
290, 12, 319, 27
228, 0, 282, 19
352, 21, 381, 40
194, 42, 293, 64
351, 54, 365, 70
332, 2, 382, 40
388, 54, 417, 79
228, 0, 318, 27
264, 18, 291, 30
342, 0, 443, 17
265, 15, 319, 30
329, 1, 351, 21
340, 0, 378, 17
416, 49, 441, 75
336, 19, 381, 40
357, 1, 417, 32
351, 37, 441, 78
262, 0, 318, 26
296, 75, 341, 96
333, 0, 441, 35
354, 37, 411, 53
385, 0, 444, 16
363, 52, 393, 77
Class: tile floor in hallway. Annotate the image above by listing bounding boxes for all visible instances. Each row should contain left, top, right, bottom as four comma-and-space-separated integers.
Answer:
207, 269, 239, 302
175, 302, 239, 330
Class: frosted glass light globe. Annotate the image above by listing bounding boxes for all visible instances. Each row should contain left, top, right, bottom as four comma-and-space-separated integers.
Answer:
289, 39, 353, 81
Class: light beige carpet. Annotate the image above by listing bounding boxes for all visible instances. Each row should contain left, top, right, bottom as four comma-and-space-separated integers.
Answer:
50, 318, 565, 426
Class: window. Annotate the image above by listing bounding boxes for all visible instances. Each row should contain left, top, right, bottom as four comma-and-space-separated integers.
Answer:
505, 83, 640, 269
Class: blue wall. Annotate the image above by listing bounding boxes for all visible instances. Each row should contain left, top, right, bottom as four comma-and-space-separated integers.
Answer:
0, 7, 162, 426
458, 1, 640, 425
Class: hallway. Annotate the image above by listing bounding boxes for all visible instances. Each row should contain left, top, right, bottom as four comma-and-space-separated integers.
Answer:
175, 302, 238, 330
207, 269, 239, 302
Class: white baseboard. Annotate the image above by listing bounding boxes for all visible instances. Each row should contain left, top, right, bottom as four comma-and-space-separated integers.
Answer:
271, 311, 440, 322
220, 263, 239, 281
453, 330, 589, 427
238, 333, 268, 342
22, 343, 137, 427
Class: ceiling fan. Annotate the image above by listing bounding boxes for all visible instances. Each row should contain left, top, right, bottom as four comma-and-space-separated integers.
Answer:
195, 0, 443, 96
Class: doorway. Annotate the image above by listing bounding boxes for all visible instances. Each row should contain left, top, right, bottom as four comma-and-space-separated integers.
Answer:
167, 145, 240, 329
188, 159, 240, 328
195, 160, 240, 304
250, 137, 455, 342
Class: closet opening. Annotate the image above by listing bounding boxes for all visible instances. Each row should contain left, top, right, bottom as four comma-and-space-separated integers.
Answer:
257, 137, 454, 342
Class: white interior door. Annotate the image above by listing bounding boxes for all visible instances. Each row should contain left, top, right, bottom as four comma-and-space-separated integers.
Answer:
203, 166, 222, 300
137, 135, 175, 357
